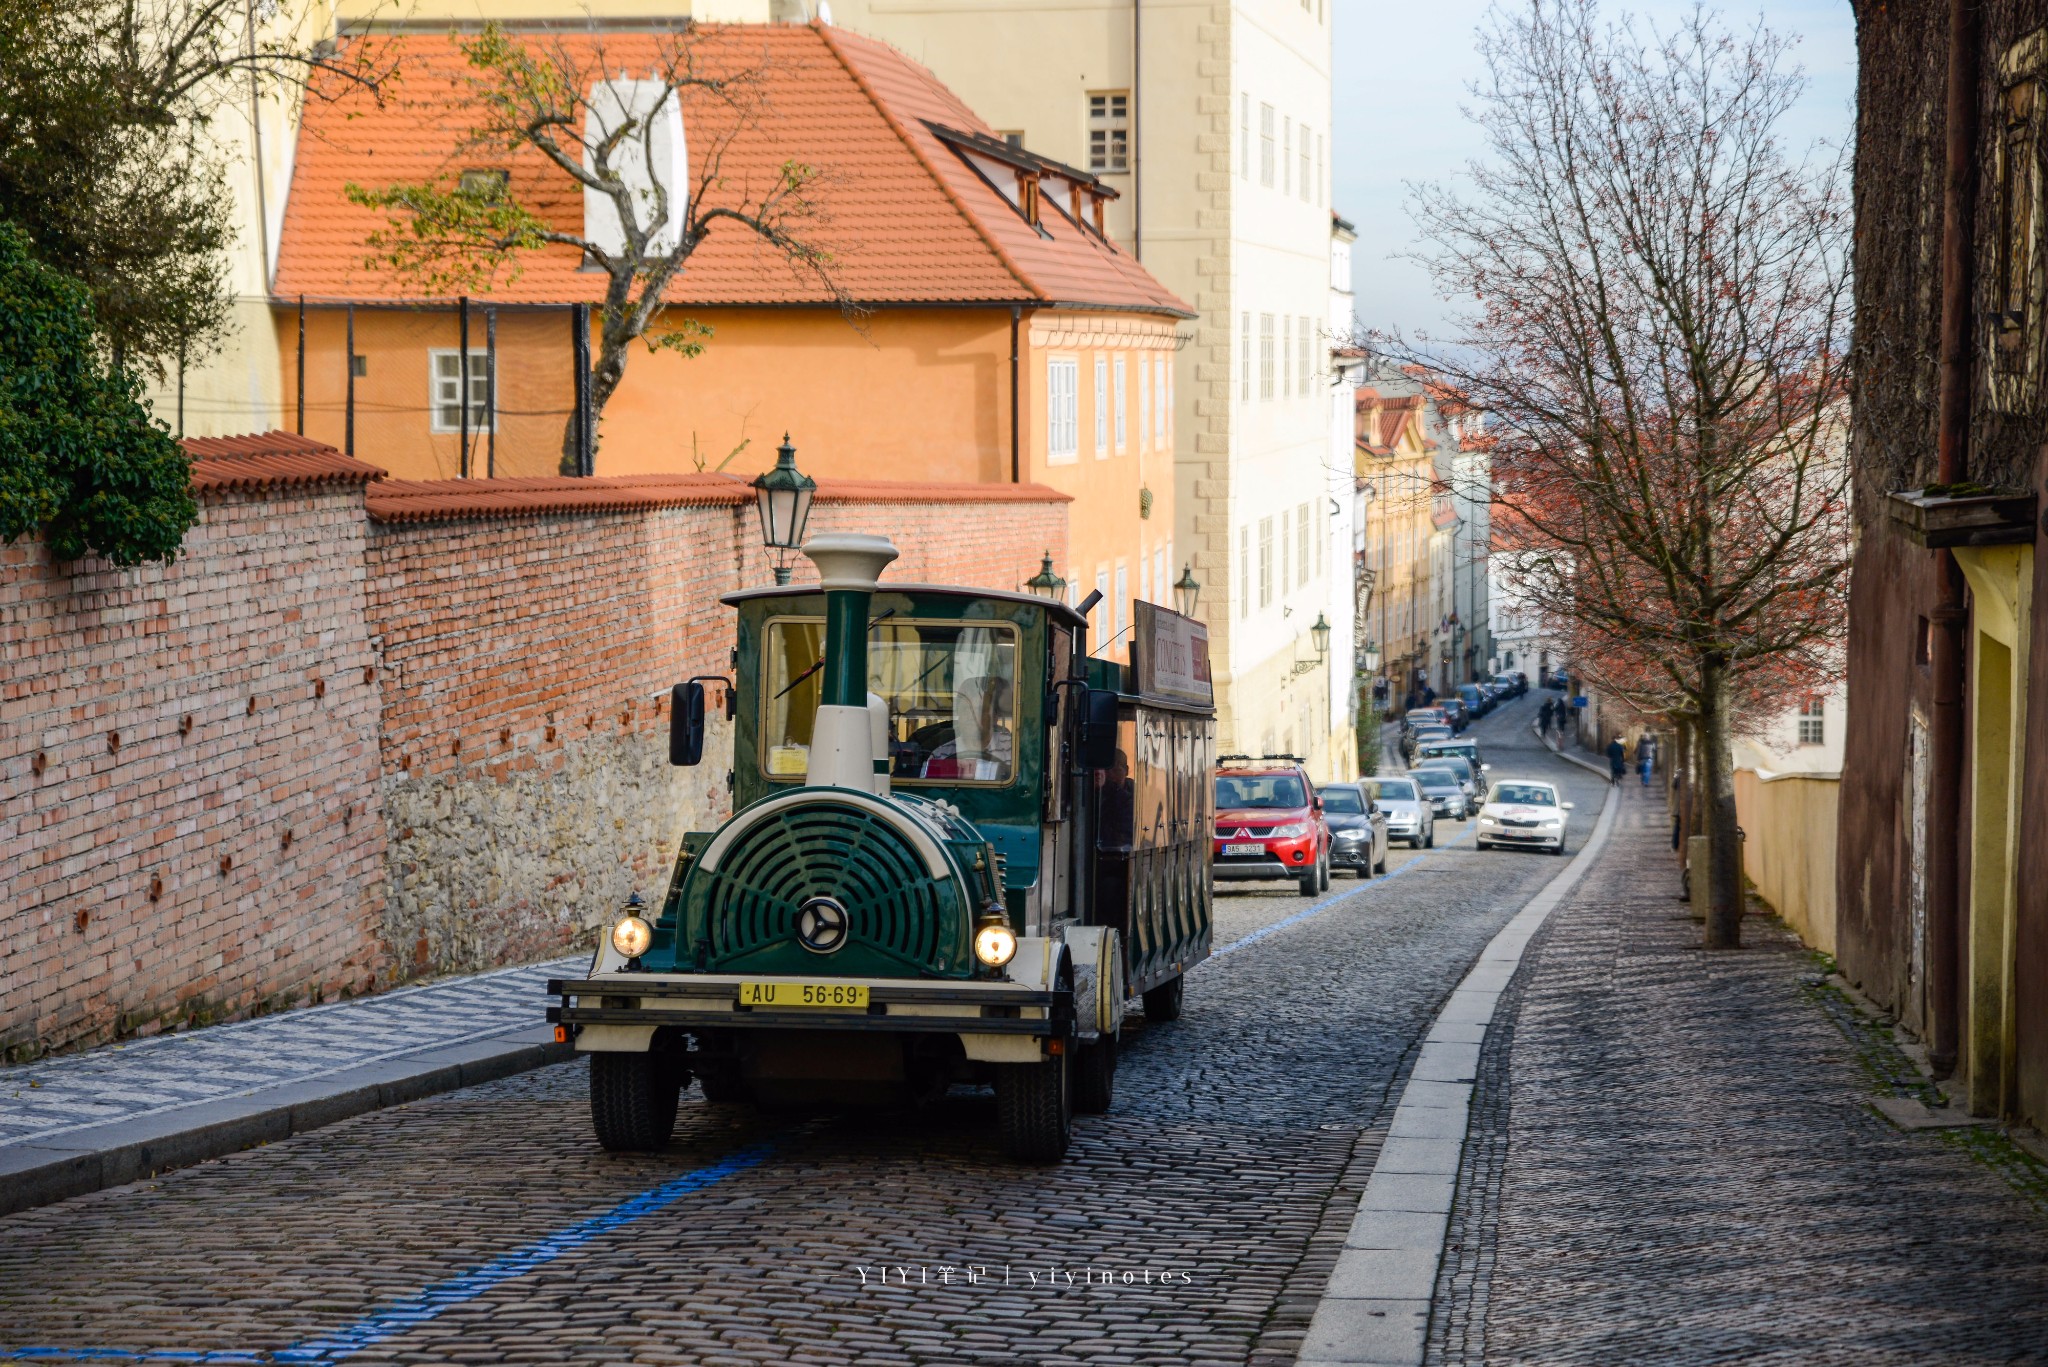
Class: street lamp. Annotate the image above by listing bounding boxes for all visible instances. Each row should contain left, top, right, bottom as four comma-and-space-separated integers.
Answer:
752, 434, 816, 585
1172, 563, 1201, 618
1025, 551, 1067, 601
1360, 640, 1381, 673
1310, 611, 1331, 659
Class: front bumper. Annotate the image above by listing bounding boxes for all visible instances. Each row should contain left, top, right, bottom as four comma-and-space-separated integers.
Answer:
547, 973, 1074, 1039
1213, 857, 1307, 881
1329, 838, 1375, 867
1480, 826, 1562, 847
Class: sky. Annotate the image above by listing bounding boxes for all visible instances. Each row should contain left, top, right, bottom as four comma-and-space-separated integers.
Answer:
1332, 0, 1859, 340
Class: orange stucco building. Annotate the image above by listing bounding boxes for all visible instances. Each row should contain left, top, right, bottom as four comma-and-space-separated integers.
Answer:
271, 23, 1192, 645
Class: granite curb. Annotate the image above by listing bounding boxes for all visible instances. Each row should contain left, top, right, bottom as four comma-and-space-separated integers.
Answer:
1296, 773, 1622, 1367
0, 1027, 573, 1218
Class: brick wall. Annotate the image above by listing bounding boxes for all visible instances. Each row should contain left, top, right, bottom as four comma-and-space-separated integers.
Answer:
2, 445, 1066, 1054
368, 483, 1066, 979
0, 483, 388, 1060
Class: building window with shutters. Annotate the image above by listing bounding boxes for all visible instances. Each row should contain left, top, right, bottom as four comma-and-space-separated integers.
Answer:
1260, 315, 1276, 399
429, 350, 492, 433
1297, 504, 1311, 586
1047, 357, 1079, 462
1797, 695, 1826, 746
1094, 357, 1109, 455
1260, 104, 1275, 187
1088, 93, 1129, 173
1114, 355, 1127, 450
1258, 517, 1274, 608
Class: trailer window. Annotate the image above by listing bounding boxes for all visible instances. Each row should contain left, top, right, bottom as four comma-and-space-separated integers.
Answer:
763, 618, 1020, 785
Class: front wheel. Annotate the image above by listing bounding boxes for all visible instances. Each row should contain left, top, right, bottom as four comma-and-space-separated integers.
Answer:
1317, 851, 1331, 892
995, 1052, 1071, 1162
1073, 1033, 1117, 1114
1142, 973, 1184, 1023
1424, 827, 1436, 849
589, 1052, 685, 1152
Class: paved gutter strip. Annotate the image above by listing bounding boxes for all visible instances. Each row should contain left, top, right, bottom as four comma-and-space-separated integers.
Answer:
0, 1028, 572, 1218
1295, 778, 1621, 1367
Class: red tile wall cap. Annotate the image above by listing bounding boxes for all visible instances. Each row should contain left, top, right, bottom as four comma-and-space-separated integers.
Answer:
183, 431, 388, 494
365, 471, 1071, 523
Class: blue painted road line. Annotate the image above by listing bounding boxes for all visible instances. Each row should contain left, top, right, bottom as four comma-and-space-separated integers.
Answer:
1200, 827, 1479, 966
0, 1142, 775, 1365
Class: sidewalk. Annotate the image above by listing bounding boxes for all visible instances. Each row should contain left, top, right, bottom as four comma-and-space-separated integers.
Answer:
1426, 784, 2048, 1364
0, 954, 580, 1216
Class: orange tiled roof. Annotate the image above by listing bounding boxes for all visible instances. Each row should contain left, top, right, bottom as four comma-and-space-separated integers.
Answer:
276, 25, 1190, 317
183, 432, 387, 493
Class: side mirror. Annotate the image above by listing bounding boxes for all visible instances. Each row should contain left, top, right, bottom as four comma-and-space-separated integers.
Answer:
1082, 688, 1120, 770
1480, 763, 1491, 772
1562, 801, 1576, 810
669, 681, 706, 766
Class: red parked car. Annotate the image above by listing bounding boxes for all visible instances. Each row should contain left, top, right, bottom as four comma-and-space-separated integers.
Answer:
1212, 756, 1330, 896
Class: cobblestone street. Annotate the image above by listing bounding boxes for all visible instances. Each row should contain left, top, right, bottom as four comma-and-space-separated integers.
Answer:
1428, 781, 2048, 1365
0, 696, 1610, 1366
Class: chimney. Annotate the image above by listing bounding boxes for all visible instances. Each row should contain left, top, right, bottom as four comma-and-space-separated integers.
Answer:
800, 533, 899, 793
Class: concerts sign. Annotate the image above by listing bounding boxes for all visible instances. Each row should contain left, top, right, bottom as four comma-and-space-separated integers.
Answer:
1131, 600, 1214, 708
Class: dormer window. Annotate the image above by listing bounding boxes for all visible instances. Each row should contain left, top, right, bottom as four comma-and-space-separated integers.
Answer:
1019, 172, 1041, 227
458, 168, 509, 202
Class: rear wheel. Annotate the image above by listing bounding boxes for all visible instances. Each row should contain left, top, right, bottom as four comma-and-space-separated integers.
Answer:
1142, 973, 1184, 1023
1073, 1032, 1117, 1114
995, 1052, 1071, 1161
589, 1052, 684, 1152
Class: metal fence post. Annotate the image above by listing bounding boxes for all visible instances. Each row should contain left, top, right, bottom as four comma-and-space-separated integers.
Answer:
573, 302, 593, 477
486, 306, 497, 479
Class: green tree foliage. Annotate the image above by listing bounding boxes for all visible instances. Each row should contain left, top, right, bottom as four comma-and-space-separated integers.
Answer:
0, 225, 196, 566
0, 0, 386, 377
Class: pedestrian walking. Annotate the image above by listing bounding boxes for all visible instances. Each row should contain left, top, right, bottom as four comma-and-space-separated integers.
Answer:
1606, 735, 1627, 785
1539, 698, 1556, 734
1639, 748, 1653, 786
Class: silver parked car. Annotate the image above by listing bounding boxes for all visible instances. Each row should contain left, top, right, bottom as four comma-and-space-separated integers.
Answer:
1319, 782, 1389, 877
1366, 775, 1437, 848
1410, 766, 1469, 820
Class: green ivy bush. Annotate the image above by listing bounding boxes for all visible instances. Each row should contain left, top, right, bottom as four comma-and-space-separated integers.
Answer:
0, 223, 194, 567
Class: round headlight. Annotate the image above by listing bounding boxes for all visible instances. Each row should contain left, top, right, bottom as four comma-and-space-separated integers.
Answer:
973, 920, 1018, 968
610, 915, 653, 958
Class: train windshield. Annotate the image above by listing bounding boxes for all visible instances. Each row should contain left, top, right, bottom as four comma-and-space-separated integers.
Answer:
762, 618, 1019, 785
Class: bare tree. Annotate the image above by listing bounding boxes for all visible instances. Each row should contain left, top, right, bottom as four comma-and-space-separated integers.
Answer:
1379, 1, 1852, 948
348, 24, 845, 473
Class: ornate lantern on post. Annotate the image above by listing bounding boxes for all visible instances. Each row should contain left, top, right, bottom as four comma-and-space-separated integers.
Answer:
1172, 564, 1201, 618
751, 434, 816, 585
1025, 552, 1067, 601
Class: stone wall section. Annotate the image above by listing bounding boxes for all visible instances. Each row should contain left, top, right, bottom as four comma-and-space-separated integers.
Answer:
0, 487, 388, 1059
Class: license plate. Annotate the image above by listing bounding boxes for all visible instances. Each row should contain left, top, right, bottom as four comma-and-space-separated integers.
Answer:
1221, 842, 1265, 856
738, 981, 870, 1010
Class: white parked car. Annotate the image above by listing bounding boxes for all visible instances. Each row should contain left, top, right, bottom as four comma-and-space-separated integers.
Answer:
1475, 780, 1575, 855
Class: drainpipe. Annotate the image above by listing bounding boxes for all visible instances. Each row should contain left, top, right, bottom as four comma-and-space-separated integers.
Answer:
1010, 305, 1022, 483
1132, 0, 1142, 259
1927, 0, 1981, 1079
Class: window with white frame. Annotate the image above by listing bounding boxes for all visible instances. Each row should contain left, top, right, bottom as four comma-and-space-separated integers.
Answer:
1138, 355, 1150, 449
1296, 503, 1311, 586
1094, 357, 1109, 455
1047, 357, 1079, 461
1239, 526, 1251, 617
1093, 569, 1110, 637
1241, 94, 1251, 180
1258, 517, 1274, 607
1797, 695, 1826, 745
429, 350, 493, 433
1260, 315, 1275, 399
1113, 355, 1127, 450
1088, 93, 1129, 173
1260, 104, 1275, 187
1283, 118, 1292, 196
1241, 314, 1252, 400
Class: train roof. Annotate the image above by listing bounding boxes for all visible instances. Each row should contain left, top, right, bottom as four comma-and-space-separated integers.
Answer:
722, 582, 1090, 627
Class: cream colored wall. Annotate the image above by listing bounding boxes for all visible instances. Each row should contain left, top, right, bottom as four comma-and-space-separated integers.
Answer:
337, 0, 780, 22
1733, 770, 1840, 956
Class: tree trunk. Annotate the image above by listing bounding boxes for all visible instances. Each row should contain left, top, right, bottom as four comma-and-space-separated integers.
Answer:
557, 309, 636, 474
1697, 656, 1744, 948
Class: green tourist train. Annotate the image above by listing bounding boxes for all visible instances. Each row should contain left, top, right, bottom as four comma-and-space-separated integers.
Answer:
548, 534, 1216, 1161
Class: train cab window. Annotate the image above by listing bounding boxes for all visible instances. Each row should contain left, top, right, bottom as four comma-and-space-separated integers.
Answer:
763, 619, 1020, 785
